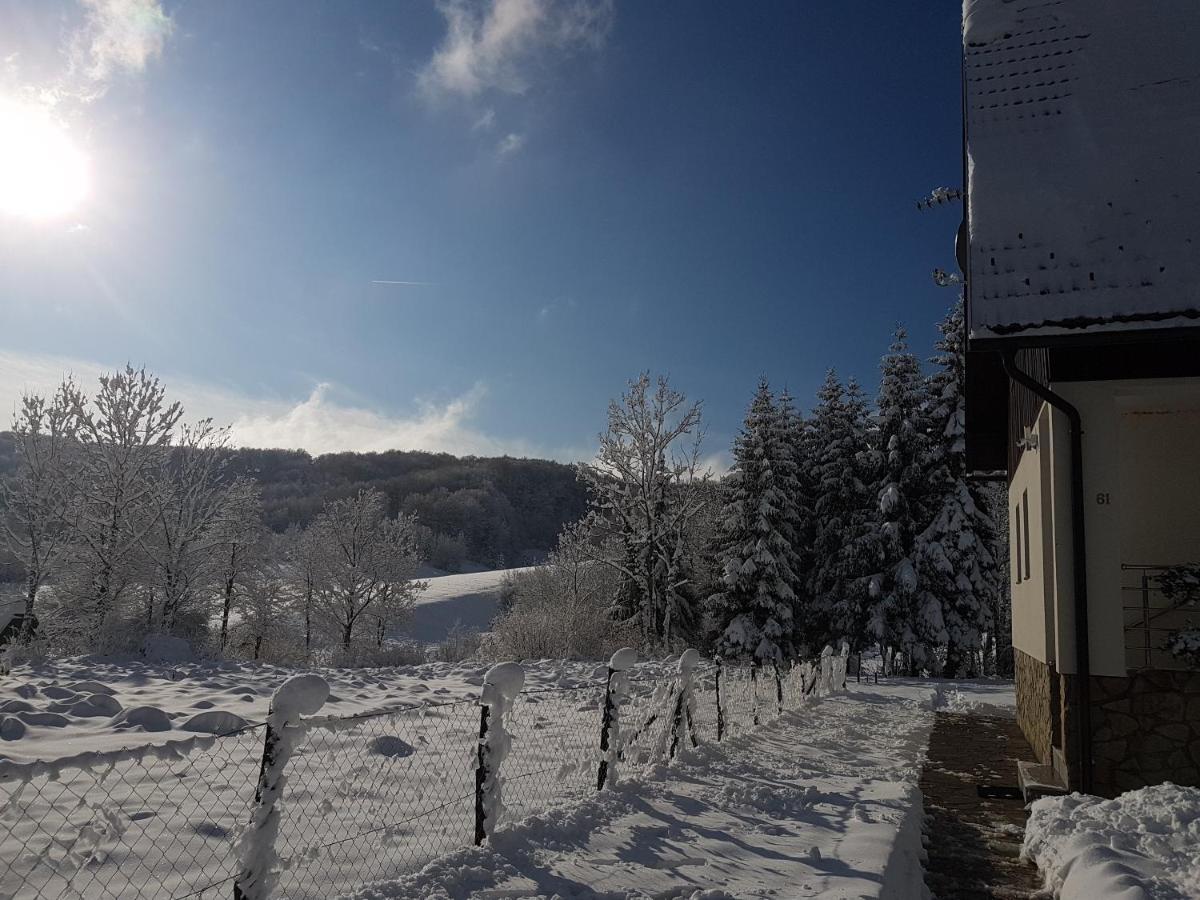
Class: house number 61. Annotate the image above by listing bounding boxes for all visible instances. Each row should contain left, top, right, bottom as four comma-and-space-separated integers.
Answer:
1096, 492, 1112, 505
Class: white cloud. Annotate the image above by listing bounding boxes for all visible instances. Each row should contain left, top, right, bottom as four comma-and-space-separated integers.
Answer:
227, 382, 528, 458
496, 131, 525, 156
2, 0, 172, 109
75, 0, 173, 83
696, 450, 733, 479
472, 107, 497, 131
0, 350, 580, 461
419, 0, 613, 101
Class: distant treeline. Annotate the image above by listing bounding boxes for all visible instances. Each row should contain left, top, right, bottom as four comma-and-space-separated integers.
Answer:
0, 436, 587, 573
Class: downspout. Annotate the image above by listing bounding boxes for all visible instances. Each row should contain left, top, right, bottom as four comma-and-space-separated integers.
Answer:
1001, 351, 1094, 794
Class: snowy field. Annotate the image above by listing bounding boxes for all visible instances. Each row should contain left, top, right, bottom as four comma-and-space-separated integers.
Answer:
0, 654, 694, 899
0, 662, 1020, 900
405, 567, 531, 644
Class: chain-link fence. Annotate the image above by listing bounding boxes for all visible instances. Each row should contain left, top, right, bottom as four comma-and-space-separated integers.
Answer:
0, 648, 852, 900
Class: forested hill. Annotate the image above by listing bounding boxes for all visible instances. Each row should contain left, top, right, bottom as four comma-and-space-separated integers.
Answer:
0, 435, 587, 570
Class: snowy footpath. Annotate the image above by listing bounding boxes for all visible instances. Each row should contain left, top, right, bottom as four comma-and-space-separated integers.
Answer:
346, 682, 940, 900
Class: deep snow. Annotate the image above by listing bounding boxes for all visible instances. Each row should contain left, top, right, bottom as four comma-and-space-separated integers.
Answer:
0, 654, 1020, 900
343, 680, 962, 900
1023, 782, 1200, 900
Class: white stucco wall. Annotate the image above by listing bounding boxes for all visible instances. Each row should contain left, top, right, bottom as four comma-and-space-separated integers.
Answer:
1010, 378, 1200, 677
1009, 405, 1056, 665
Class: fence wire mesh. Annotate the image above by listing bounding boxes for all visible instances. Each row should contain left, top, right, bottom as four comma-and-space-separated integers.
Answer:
0, 654, 846, 900
273, 698, 480, 900
0, 726, 265, 900
500, 683, 607, 823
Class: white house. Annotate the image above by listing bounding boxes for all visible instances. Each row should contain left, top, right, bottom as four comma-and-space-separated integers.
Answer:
961, 0, 1200, 796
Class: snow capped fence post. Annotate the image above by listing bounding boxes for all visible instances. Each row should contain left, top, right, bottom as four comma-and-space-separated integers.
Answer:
474, 661, 524, 844
750, 662, 760, 726
597, 647, 637, 791
234, 673, 329, 900
818, 645, 834, 695
714, 656, 725, 742
668, 649, 701, 758
833, 641, 850, 691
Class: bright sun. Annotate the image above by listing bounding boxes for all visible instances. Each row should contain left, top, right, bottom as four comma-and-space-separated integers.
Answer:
0, 98, 91, 221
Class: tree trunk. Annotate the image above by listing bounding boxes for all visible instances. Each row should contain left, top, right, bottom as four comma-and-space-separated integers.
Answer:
20, 571, 39, 642
221, 570, 235, 650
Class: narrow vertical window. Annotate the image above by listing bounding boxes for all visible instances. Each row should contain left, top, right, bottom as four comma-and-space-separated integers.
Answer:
1014, 503, 1023, 584
1022, 489, 1031, 580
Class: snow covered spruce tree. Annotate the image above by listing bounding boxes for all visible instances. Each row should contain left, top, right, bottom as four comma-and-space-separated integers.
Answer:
805, 371, 875, 654
579, 373, 708, 650
778, 386, 815, 649
869, 327, 934, 674
709, 379, 802, 662
915, 299, 1002, 676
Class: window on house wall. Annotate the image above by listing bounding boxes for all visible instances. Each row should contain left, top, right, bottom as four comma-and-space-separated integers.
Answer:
1014, 502, 1023, 584
1022, 489, 1031, 581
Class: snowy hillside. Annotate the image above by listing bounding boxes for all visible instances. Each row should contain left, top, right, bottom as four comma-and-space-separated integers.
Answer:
404, 567, 534, 644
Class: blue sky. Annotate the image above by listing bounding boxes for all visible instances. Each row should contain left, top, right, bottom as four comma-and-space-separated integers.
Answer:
0, 1, 963, 464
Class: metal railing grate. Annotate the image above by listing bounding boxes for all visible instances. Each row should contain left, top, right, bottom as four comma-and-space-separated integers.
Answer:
1121, 564, 1199, 671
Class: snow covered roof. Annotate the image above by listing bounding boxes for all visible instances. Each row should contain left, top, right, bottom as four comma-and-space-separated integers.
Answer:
963, 0, 1200, 342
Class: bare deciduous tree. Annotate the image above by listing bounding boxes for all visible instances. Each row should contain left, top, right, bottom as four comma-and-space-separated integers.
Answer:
141, 419, 262, 631
59, 366, 182, 634
579, 373, 708, 649
308, 489, 425, 650
216, 480, 266, 652
0, 382, 83, 639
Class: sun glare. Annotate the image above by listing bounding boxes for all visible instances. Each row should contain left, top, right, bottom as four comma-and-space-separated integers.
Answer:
0, 98, 91, 221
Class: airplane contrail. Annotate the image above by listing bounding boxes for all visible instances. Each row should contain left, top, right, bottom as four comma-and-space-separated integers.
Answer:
370, 280, 438, 286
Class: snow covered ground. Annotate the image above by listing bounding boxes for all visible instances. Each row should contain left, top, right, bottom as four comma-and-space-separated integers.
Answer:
405, 568, 532, 644
0, 660, 1020, 900
0, 655, 675, 899
0, 655, 602, 764
1023, 782, 1200, 900
344, 679, 957, 900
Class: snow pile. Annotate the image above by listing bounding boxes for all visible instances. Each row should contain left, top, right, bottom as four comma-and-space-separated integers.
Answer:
1023, 783, 1200, 900
931, 681, 1016, 718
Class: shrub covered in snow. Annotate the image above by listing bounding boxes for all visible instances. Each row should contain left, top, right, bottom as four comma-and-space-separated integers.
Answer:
485, 527, 634, 660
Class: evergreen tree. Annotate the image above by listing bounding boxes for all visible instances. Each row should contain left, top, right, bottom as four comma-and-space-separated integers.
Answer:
868, 327, 932, 672
778, 386, 814, 651
709, 379, 801, 662
806, 371, 874, 653
915, 299, 1002, 676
